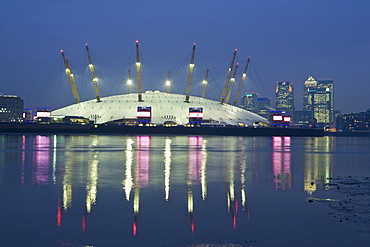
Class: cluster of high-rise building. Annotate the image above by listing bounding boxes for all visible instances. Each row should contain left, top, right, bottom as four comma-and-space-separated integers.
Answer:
241, 76, 336, 128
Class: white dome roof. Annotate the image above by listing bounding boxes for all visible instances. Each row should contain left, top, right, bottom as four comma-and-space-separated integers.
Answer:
52, 91, 267, 125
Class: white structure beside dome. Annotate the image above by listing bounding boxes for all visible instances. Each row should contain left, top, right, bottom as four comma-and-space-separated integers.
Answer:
52, 91, 267, 125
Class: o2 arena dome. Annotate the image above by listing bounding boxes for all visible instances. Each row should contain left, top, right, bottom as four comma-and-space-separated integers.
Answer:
52, 91, 267, 126
51, 42, 268, 126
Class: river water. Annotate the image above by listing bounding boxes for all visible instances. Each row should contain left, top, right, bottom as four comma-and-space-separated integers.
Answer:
0, 134, 370, 247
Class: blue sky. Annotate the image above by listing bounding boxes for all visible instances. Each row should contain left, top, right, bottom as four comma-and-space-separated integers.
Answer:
1, 0, 370, 114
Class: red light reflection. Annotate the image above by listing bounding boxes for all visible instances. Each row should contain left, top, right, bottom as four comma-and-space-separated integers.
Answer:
56, 198, 62, 227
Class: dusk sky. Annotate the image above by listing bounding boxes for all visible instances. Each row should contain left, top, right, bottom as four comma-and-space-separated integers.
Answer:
1, 0, 370, 114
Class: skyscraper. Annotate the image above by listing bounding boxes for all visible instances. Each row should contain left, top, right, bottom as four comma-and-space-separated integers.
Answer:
275, 81, 294, 114
317, 80, 334, 123
240, 92, 258, 113
303, 76, 318, 111
304, 76, 334, 126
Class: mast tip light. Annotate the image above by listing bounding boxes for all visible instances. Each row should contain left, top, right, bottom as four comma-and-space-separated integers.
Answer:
60, 50, 64, 53
136, 40, 139, 43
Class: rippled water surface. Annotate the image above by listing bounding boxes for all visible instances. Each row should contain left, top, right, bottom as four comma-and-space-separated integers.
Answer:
0, 134, 370, 247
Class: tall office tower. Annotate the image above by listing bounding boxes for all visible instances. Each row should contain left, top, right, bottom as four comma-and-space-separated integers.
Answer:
303, 76, 318, 111
256, 97, 271, 119
0, 95, 24, 122
275, 81, 294, 113
317, 80, 334, 123
307, 79, 334, 126
240, 92, 258, 113
303, 76, 334, 127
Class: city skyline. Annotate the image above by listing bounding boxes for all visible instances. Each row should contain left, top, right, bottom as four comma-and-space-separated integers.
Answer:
1, 1, 370, 114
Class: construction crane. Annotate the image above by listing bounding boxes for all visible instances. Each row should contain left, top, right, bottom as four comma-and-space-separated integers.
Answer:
219, 49, 237, 104
85, 44, 101, 102
184, 43, 196, 103
127, 68, 133, 94
232, 57, 251, 106
201, 69, 209, 98
61, 50, 81, 104
225, 63, 239, 104
166, 70, 171, 94
135, 40, 143, 101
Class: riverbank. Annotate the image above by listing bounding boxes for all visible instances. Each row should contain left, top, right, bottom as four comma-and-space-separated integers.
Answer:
0, 122, 325, 136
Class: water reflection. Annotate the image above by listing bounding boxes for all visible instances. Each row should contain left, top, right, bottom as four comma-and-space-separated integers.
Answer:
83, 136, 99, 232
304, 136, 334, 194
164, 138, 171, 201
123, 138, 134, 201
272, 136, 292, 190
133, 135, 151, 235
0, 134, 352, 246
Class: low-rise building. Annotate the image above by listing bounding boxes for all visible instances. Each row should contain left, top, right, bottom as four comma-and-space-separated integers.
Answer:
0, 95, 24, 122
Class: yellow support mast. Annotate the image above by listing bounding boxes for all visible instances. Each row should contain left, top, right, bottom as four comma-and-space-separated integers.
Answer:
232, 57, 250, 106
166, 70, 171, 94
135, 40, 143, 102
225, 63, 239, 104
201, 69, 209, 98
85, 44, 101, 102
219, 49, 237, 104
184, 43, 196, 103
61, 50, 81, 104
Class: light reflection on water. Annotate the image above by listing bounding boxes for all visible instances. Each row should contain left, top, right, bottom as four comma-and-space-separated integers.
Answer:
0, 134, 370, 246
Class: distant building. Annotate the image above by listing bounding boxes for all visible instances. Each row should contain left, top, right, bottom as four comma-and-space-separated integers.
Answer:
317, 80, 334, 123
292, 110, 311, 127
23, 109, 33, 121
337, 110, 370, 132
240, 92, 258, 113
0, 95, 24, 122
303, 76, 334, 127
256, 98, 271, 119
303, 76, 318, 111
275, 81, 294, 114
270, 111, 292, 127
308, 89, 331, 126
36, 107, 52, 118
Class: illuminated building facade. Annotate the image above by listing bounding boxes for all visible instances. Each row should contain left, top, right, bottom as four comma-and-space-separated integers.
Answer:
316, 80, 334, 124
303, 76, 334, 127
240, 92, 258, 113
275, 81, 294, 114
0, 95, 24, 122
303, 76, 318, 111
308, 88, 334, 126
270, 111, 292, 127
336, 110, 370, 132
